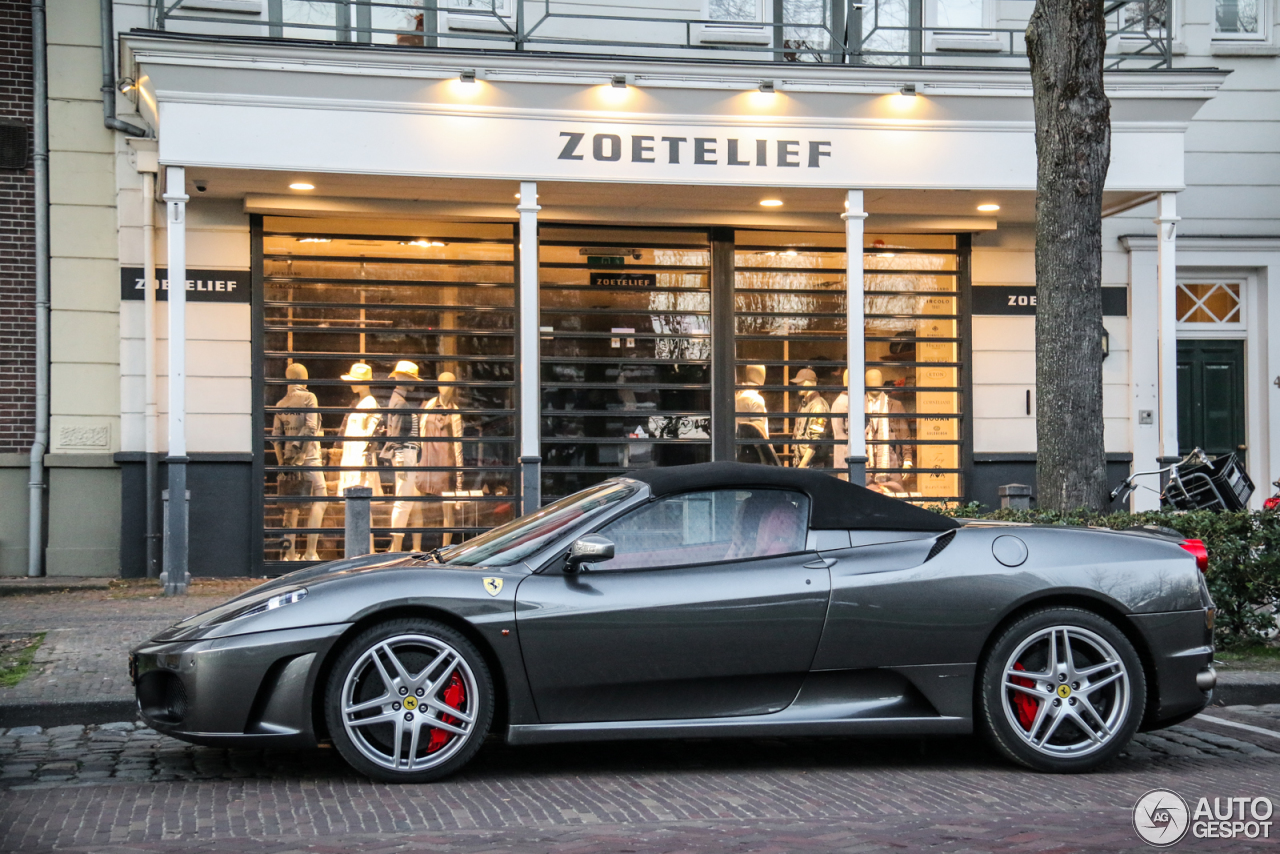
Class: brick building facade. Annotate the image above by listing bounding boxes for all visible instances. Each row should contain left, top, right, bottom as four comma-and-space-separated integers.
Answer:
0, 0, 35, 455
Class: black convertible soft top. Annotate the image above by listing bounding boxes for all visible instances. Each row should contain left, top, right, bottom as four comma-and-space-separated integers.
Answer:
628, 462, 959, 532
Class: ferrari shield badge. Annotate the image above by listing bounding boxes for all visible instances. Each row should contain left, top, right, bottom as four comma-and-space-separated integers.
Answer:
483, 577, 503, 596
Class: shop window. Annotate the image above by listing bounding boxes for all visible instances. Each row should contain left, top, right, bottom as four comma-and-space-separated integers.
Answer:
1214, 0, 1263, 38
696, 0, 773, 45
1176, 280, 1245, 327
259, 221, 517, 569
539, 228, 712, 503
734, 232, 964, 503
440, 0, 515, 35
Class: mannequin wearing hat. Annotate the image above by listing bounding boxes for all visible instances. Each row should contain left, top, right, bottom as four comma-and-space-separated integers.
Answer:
830, 368, 850, 479
272, 362, 326, 561
336, 363, 383, 497
416, 371, 465, 547
735, 364, 769, 439
790, 368, 831, 469
385, 361, 424, 553
865, 367, 913, 487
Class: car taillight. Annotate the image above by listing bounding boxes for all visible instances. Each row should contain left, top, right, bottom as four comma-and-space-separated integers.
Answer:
1180, 538, 1209, 573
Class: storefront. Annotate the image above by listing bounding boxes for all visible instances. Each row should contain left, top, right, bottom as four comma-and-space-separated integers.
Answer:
116, 34, 1222, 576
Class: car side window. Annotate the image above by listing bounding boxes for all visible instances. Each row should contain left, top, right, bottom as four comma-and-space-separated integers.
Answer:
593, 489, 810, 571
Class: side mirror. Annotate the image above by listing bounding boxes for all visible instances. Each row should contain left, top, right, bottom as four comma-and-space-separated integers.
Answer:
565, 535, 615, 573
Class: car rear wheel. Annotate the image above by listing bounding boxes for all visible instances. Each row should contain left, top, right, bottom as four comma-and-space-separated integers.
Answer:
979, 607, 1145, 773
325, 618, 493, 783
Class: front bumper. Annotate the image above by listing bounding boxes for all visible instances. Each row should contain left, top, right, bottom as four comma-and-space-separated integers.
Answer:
1130, 609, 1215, 730
131, 623, 348, 748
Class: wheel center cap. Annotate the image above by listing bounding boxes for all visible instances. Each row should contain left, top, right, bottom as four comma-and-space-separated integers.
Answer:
1057, 684, 1072, 699
403, 695, 419, 710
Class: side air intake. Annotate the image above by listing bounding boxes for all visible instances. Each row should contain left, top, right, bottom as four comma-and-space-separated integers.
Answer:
924, 530, 956, 562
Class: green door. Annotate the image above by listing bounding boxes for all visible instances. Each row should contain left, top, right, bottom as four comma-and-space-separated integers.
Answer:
1177, 340, 1245, 459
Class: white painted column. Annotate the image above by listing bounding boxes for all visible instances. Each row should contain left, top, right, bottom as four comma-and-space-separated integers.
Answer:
1155, 192, 1181, 465
162, 165, 189, 594
842, 189, 868, 483
1126, 242, 1161, 511
142, 169, 160, 577
517, 181, 541, 514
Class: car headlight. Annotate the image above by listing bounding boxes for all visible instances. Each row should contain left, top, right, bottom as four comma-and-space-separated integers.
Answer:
237, 587, 308, 618
205, 587, 309, 625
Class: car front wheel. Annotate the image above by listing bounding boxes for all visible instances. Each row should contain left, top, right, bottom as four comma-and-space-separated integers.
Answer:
325, 618, 493, 783
979, 607, 1145, 773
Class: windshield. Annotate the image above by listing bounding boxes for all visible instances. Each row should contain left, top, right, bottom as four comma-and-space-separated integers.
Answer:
439, 480, 643, 567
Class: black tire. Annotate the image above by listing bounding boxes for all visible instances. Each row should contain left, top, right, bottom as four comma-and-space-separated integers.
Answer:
979, 607, 1146, 773
325, 617, 493, 783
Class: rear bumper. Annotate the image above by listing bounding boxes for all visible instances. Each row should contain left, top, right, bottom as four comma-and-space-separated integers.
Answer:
131, 623, 348, 748
1130, 609, 1214, 730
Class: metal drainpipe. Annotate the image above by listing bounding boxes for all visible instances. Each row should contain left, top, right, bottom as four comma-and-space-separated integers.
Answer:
101, 0, 147, 137
28, 0, 50, 577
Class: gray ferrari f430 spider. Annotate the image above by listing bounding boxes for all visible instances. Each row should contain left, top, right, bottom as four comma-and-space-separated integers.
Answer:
131, 462, 1217, 781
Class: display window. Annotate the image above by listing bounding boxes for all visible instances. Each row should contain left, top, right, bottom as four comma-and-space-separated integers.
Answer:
259, 220, 517, 567
733, 231, 965, 502
539, 227, 713, 502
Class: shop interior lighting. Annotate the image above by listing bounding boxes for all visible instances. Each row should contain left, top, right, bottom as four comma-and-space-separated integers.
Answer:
759, 199, 784, 207
977, 203, 1001, 212
758, 81, 776, 94
900, 83, 918, 97
611, 75, 628, 89
400, 239, 447, 247
289, 182, 315, 191
459, 69, 477, 83
297, 237, 332, 243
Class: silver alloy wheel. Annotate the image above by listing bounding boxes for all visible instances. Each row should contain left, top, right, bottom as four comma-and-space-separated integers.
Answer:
340, 633, 479, 773
1000, 625, 1131, 758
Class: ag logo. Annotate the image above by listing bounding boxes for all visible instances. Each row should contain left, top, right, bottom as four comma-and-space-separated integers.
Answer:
1134, 789, 1190, 846
482, 577, 503, 597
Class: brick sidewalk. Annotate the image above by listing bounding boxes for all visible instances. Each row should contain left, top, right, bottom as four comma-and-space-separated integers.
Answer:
0, 583, 260, 710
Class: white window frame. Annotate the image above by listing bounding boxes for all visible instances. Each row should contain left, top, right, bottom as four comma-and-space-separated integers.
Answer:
440, 0, 515, 35
1212, 0, 1267, 40
694, 0, 773, 46
1175, 276, 1248, 338
1111, 0, 1176, 52
926, 0, 1004, 53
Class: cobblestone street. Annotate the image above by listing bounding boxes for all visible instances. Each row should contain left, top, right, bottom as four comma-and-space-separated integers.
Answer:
2, 709, 1280, 853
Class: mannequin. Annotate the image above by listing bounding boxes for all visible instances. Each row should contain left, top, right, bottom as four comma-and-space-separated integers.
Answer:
735, 364, 769, 439
337, 363, 383, 553
831, 369, 850, 478
790, 367, 831, 468
272, 362, 326, 561
864, 367, 913, 486
386, 361, 424, 553
417, 371, 465, 547
336, 364, 383, 490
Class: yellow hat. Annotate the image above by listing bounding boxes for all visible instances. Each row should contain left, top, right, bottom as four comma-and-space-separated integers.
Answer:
341, 363, 373, 382
390, 360, 421, 381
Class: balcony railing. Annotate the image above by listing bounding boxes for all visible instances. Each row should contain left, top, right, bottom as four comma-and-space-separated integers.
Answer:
151, 0, 1174, 70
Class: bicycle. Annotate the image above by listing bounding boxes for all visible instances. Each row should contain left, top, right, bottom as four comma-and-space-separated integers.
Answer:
1110, 447, 1255, 511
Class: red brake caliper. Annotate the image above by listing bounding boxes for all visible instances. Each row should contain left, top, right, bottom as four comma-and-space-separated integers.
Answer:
1010, 662, 1038, 731
427, 672, 467, 752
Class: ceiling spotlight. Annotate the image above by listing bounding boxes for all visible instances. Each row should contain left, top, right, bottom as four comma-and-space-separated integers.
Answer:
977, 203, 1001, 212
611, 75, 628, 89
759, 80, 776, 94
459, 69, 477, 83
760, 199, 784, 207
900, 83, 918, 97
117, 77, 136, 94
289, 182, 315, 191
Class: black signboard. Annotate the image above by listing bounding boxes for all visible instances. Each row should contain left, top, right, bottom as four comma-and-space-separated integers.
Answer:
590, 272, 657, 288
973, 285, 1127, 316
120, 268, 251, 303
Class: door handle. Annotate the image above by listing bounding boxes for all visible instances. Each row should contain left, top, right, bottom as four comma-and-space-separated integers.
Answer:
804, 557, 836, 569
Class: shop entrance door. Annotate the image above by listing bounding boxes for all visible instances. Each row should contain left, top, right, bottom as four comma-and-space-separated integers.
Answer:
1177, 339, 1246, 460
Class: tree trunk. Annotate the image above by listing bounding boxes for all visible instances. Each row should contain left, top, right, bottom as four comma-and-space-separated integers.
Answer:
1027, 0, 1111, 512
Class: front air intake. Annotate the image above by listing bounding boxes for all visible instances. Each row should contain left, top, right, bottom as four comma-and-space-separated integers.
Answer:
924, 530, 956, 562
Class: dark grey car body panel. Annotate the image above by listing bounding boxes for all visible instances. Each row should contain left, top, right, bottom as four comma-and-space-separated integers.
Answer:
131, 478, 1213, 751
